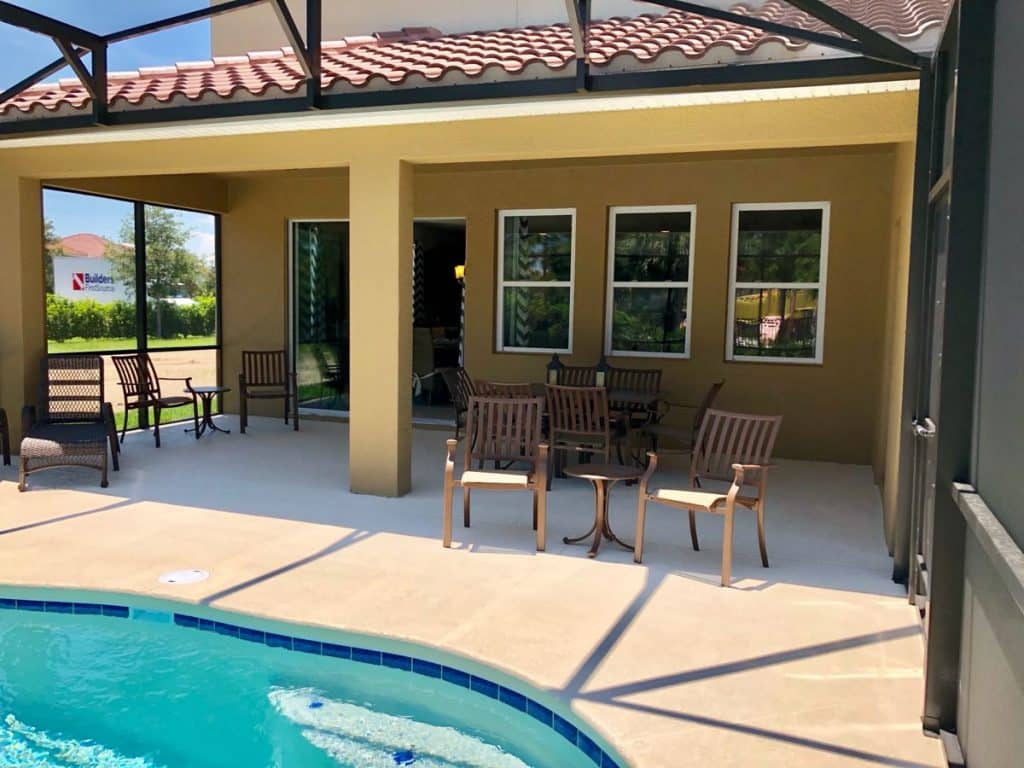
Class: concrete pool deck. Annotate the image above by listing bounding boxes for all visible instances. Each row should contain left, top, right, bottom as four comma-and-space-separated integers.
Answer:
0, 417, 943, 768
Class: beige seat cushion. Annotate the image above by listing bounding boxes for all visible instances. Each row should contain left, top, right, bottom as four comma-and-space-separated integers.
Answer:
461, 470, 531, 488
649, 488, 727, 511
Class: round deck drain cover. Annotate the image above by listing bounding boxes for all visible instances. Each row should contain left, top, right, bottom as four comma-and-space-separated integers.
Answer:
159, 569, 209, 585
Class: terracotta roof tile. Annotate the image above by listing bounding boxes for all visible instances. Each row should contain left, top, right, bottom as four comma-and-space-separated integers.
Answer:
0, 1, 949, 120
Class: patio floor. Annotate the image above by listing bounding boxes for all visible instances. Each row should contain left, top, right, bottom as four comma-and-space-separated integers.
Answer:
0, 416, 943, 768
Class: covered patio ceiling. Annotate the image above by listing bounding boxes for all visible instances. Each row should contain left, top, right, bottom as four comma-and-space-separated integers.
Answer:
0, 0, 948, 136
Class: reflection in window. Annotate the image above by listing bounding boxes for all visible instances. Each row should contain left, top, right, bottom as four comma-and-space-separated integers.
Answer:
497, 210, 574, 352
607, 207, 694, 357
729, 205, 829, 362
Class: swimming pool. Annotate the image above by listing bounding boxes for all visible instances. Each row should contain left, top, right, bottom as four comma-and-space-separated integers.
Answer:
0, 588, 622, 768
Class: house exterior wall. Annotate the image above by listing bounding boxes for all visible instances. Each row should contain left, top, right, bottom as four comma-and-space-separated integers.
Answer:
955, 0, 1024, 761
210, 0, 667, 55
218, 145, 905, 465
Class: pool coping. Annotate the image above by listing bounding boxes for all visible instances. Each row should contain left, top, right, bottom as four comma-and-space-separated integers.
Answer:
1, 585, 625, 768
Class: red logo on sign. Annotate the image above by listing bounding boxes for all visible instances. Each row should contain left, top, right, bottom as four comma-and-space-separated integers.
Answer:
72, 273, 85, 291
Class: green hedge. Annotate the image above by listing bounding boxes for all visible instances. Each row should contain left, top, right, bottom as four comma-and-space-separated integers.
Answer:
46, 295, 216, 342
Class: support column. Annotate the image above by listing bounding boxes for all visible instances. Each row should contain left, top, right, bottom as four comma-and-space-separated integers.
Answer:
348, 156, 413, 496
0, 174, 45, 446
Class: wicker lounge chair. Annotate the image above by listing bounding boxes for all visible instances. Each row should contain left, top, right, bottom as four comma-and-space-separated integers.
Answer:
111, 352, 197, 447
19, 355, 119, 491
0, 407, 10, 466
635, 409, 782, 586
442, 396, 549, 551
239, 350, 298, 434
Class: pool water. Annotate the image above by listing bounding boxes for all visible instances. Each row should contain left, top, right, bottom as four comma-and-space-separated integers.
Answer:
0, 601, 597, 768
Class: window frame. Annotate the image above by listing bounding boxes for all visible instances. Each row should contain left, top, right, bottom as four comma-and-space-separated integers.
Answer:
495, 207, 576, 355
604, 204, 697, 360
726, 201, 831, 365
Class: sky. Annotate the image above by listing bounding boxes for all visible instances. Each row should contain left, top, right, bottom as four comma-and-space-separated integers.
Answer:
1, 2, 216, 260
1, 1, 211, 87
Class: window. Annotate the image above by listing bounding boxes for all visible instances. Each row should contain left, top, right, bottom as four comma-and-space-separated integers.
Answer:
605, 205, 695, 358
727, 203, 829, 363
496, 209, 574, 353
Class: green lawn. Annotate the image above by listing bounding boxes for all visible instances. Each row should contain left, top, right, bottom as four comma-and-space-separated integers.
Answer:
48, 335, 216, 353
113, 403, 203, 435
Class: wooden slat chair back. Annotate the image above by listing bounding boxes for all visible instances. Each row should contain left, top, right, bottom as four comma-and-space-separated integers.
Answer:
439, 367, 476, 440
443, 396, 548, 551
558, 365, 597, 386
635, 408, 783, 586
545, 384, 611, 483
606, 365, 662, 420
111, 352, 195, 446
473, 380, 534, 398
239, 350, 298, 434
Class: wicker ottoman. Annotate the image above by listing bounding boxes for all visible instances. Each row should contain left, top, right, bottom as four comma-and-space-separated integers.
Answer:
19, 423, 109, 491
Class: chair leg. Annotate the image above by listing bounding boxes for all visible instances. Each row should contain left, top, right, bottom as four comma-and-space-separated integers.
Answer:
153, 404, 162, 448
633, 497, 647, 563
532, 494, 538, 530
535, 488, 547, 551
689, 510, 700, 551
100, 452, 109, 489
442, 482, 454, 547
756, 502, 769, 568
293, 396, 299, 431
18, 456, 27, 492
192, 396, 200, 440
240, 395, 248, 434
463, 488, 471, 528
721, 508, 735, 587
120, 406, 129, 444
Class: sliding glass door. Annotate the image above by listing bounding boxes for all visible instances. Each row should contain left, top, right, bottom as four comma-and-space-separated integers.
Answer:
290, 220, 349, 412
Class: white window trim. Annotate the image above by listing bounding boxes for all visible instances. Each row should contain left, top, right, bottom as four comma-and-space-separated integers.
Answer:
726, 201, 830, 365
496, 208, 576, 354
604, 204, 697, 360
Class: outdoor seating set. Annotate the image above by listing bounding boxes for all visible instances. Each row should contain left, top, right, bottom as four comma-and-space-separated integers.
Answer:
440, 359, 782, 586
12, 350, 297, 492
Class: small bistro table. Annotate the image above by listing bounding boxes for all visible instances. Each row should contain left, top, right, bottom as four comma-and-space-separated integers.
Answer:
186, 385, 231, 439
563, 462, 644, 558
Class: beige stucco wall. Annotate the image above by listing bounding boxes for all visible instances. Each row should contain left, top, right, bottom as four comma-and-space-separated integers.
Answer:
218, 145, 907, 464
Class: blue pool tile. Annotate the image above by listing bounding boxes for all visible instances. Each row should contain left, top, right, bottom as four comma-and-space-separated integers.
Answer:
526, 700, 553, 727
382, 652, 411, 671
442, 667, 471, 689
173, 613, 199, 628
471, 676, 499, 699
44, 601, 73, 614
74, 602, 102, 615
601, 752, 620, 768
238, 627, 265, 644
293, 638, 321, 655
199, 619, 217, 633
412, 659, 442, 679
101, 604, 129, 618
0, 598, 16, 610
578, 733, 602, 766
499, 687, 527, 712
553, 714, 578, 746
17, 599, 45, 612
352, 647, 382, 666
214, 621, 239, 638
265, 632, 292, 650
321, 642, 351, 659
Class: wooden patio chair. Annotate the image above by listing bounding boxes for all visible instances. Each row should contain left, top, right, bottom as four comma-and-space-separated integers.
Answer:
606, 365, 663, 465
439, 367, 475, 440
634, 409, 782, 586
558, 364, 597, 386
474, 380, 534, 398
239, 350, 298, 434
111, 352, 197, 447
19, 355, 119, 490
643, 380, 725, 456
545, 384, 611, 485
0, 407, 10, 466
442, 396, 549, 551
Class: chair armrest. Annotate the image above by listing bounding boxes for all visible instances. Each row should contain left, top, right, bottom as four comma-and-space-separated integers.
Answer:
730, 463, 776, 485
21, 404, 37, 435
444, 438, 458, 484
159, 376, 192, 381
639, 451, 659, 495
